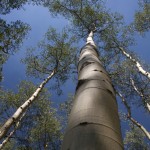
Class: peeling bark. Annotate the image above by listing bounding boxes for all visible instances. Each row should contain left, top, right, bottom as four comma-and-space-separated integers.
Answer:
62, 31, 123, 150
0, 69, 56, 140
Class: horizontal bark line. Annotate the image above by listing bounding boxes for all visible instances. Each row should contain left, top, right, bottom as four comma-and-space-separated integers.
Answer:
78, 64, 105, 75
68, 108, 120, 128
76, 77, 113, 90
62, 31, 123, 149
79, 49, 99, 59
67, 118, 121, 134
78, 56, 103, 70
64, 123, 123, 148
76, 86, 115, 97
78, 70, 111, 82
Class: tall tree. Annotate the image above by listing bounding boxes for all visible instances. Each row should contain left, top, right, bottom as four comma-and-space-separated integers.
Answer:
0, 81, 62, 149
0, 27, 76, 141
44, 0, 150, 148
62, 26, 123, 149
45, 0, 150, 80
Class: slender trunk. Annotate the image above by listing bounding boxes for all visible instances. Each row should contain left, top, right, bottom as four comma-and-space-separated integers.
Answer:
117, 92, 150, 140
0, 69, 56, 140
0, 113, 26, 150
0, 129, 16, 149
118, 46, 150, 80
62, 31, 123, 150
130, 78, 150, 112
130, 117, 150, 140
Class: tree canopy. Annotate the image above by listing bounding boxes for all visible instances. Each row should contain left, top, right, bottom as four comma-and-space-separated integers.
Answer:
0, 0, 150, 149
0, 81, 62, 149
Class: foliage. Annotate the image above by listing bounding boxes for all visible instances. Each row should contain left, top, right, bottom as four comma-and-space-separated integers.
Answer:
124, 124, 149, 150
0, 0, 28, 14
0, 19, 30, 81
22, 27, 77, 93
59, 94, 74, 128
0, 81, 62, 149
134, 1, 150, 33
0, 0, 150, 148
47, 0, 150, 111
43, 0, 150, 146
44, 0, 123, 40
107, 56, 150, 109
0, 19, 30, 54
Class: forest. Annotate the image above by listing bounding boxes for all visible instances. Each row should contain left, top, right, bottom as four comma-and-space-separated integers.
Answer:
0, 0, 150, 149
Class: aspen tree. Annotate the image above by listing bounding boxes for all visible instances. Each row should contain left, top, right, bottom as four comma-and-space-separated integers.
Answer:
62, 26, 123, 150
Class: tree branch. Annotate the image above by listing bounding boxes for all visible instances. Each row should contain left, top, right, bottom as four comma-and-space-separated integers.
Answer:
113, 40, 150, 80
130, 78, 150, 112
0, 69, 56, 140
117, 92, 150, 140
0, 112, 26, 149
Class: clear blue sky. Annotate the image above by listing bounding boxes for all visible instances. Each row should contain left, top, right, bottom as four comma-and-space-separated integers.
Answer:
0, 0, 150, 141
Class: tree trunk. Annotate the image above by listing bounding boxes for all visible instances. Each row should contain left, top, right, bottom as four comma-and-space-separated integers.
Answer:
0, 113, 25, 150
0, 69, 55, 140
117, 92, 150, 140
62, 31, 123, 150
119, 46, 150, 80
130, 78, 150, 112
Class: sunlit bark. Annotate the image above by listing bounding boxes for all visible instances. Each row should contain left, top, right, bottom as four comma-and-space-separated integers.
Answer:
119, 46, 150, 80
62, 30, 123, 150
0, 69, 56, 140
0, 113, 25, 149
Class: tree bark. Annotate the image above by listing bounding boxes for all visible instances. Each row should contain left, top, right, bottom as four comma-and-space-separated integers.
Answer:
0, 113, 25, 150
0, 69, 56, 140
130, 78, 150, 112
118, 46, 150, 80
117, 92, 150, 140
62, 31, 123, 150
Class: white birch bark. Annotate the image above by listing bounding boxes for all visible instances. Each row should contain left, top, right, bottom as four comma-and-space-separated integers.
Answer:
86, 31, 96, 47
130, 78, 150, 112
0, 113, 26, 150
0, 69, 55, 140
119, 46, 150, 80
117, 92, 150, 140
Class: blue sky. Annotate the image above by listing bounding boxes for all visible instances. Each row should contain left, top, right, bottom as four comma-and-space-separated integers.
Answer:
0, 0, 150, 141
1, 0, 150, 87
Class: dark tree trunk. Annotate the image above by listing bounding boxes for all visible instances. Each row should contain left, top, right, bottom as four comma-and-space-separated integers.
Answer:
62, 31, 123, 150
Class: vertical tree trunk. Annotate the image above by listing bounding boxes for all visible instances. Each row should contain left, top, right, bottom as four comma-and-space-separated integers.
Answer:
62, 31, 123, 150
